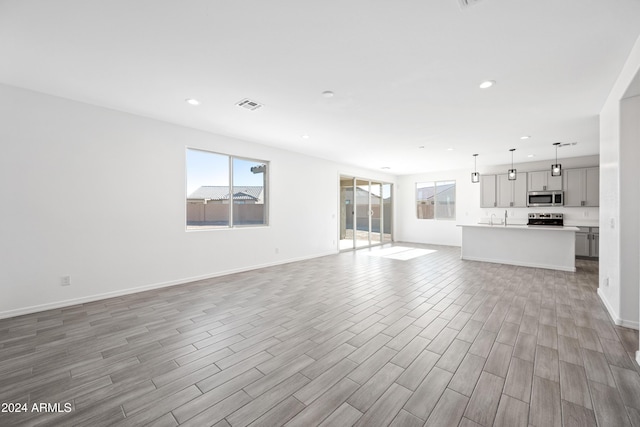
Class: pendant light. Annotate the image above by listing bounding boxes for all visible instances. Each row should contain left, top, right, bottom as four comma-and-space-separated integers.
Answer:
508, 148, 517, 180
471, 154, 480, 183
551, 142, 562, 176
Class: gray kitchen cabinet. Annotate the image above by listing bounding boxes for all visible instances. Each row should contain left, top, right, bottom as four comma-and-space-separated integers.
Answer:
528, 170, 563, 192
575, 226, 599, 259
563, 167, 599, 207
496, 173, 527, 208
591, 228, 599, 257
575, 228, 590, 257
480, 174, 497, 208
514, 175, 527, 207
496, 174, 511, 208
564, 169, 583, 206
585, 167, 599, 207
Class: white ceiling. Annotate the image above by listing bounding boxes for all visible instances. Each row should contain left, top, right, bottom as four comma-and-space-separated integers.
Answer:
2, 0, 640, 174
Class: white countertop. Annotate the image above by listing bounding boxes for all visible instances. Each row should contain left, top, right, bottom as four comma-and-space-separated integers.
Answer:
458, 224, 579, 232
564, 221, 599, 227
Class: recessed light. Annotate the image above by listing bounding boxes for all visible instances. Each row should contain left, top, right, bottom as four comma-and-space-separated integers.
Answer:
520, 135, 531, 140
527, 154, 535, 158
301, 134, 310, 139
185, 98, 200, 106
479, 80, 495, 89
418, 146, 425, 149
381, 166, 391, 170
321, 90, 335, 98
447, 148, 455, 151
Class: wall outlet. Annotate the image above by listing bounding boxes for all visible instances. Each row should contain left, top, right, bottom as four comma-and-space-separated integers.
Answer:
604, 277, 609, 287
60, 276, 71, 286
583, 211, 589, 217
275, 247, 279, 254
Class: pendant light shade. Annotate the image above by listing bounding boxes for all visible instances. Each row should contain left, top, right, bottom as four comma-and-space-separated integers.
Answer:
551, 142, 562, 176
471, 154, 480, 183
508, 148, 517, 180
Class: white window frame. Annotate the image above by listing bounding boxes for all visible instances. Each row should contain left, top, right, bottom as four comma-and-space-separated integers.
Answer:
186, 147, 269, 230
415, 180, 456, 221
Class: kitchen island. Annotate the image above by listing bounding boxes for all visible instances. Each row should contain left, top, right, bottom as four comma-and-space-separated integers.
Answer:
458, 224, 579, 272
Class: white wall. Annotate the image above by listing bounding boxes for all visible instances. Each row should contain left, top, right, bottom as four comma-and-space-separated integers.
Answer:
396, 156, 600, 247
619, 95, 640, 330
396, 168, 475, 247
0, 84, 395, 318
599, 34, 640, 333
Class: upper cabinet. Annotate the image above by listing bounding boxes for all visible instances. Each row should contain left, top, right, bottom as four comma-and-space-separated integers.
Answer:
480, 174, 497, 208
527, 170, 562, 192
481, 173, 527, 208
479, 167, 599, 208
497, 173, 527, 207
563, 167, 599, 207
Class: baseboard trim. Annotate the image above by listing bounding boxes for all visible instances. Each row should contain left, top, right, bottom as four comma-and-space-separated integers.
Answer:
460, 255, 576, 272
597, 288, 640, 330
619, 319, 640, 330
0, 250, 338, 320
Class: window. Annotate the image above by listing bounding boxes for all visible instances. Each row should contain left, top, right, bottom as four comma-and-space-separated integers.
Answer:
186, 148, 268, 229
416, 180, 456, 220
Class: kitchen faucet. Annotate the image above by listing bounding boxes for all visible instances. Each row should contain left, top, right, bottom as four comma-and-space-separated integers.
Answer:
490, 213, 496, 226
504, 210, 508, 226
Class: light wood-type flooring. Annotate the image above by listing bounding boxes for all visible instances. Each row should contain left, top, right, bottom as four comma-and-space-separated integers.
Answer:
1, 243, 639, 426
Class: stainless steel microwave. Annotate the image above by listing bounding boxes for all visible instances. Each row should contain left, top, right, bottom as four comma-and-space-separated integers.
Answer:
527, 191, 564, 207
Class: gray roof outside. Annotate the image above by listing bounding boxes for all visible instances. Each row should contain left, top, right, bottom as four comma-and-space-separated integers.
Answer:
188, 186, 263, 201
344, 187, 384, 204
417, 183, 455, 201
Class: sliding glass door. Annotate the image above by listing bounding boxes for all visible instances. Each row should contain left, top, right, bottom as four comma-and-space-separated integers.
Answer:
355, 179, 371, 248
369, 182, 382, 244
339, 176, 392, 250
382, 183, 392, 243
340, 178, 353, 250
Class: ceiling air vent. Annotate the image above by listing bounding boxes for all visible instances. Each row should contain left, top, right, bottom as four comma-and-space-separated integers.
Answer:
458, 0, 483, 9
236, 98, 263, 111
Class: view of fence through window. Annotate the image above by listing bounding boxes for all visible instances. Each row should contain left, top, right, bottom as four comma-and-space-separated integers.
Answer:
186, 148, 268, 229
416, 180, 456, 220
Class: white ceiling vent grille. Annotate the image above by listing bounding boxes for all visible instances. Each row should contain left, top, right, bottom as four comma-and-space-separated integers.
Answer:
236, 98, 263, 111
458, 0, 483, 9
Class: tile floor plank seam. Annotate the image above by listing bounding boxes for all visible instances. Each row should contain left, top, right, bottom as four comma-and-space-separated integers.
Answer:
0, 243, 638, 427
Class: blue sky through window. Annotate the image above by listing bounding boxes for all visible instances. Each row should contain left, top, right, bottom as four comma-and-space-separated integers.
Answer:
186, 148, 264, 195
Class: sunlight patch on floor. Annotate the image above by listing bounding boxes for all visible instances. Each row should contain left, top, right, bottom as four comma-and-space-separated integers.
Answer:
364, 246, 437, 260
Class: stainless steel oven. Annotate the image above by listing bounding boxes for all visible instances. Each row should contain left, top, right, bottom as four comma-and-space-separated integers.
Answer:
527, 191, 563, 207
528, 213, 564, 226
